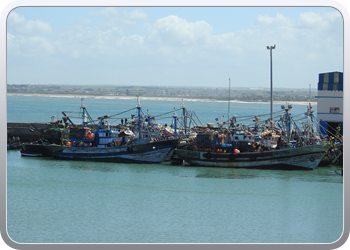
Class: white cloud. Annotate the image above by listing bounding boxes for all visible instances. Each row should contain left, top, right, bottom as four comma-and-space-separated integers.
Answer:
124, 34, 144, 45
7, 32, 56, 56
146, 15, 213, 46
53, 25, 139, 58
89, 7, 147, 25
256, 13, 293, 27
7, 32, 20, 55
256, 11, 342, 32
7, 10, 25, 25
7, 11, 55, 57
297, 12, 332, 29
6, 8, 343, 88
128, 9, 148, 20
8, 11, 52, 36
27, 36, 55, 55
253, 11, 342, 54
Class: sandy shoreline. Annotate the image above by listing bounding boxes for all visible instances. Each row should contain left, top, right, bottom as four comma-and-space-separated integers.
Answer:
7, 93, 317, 105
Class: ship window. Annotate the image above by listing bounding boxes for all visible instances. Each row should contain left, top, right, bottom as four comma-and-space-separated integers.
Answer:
330, 107, 340, 113
323, 83, 328, 90
235, 136, 238, 140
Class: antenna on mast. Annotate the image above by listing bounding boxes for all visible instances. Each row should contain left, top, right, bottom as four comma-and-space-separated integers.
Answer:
309, 84, 311, 102
136, 95, 141, 108
81, 97, 85, 108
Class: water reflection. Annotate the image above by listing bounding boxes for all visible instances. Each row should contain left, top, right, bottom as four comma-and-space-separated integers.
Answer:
173, 164, 343, 184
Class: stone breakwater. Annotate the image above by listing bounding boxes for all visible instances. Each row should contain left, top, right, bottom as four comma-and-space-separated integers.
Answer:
7, 122, 47, 143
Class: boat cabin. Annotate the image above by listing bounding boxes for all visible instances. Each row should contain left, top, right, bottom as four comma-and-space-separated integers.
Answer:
262, 133, 280, 149
93, 130, 121, 147
230, 133, 254, 142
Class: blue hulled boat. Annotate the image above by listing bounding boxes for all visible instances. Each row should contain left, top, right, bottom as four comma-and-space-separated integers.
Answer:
49, 98, 178, 163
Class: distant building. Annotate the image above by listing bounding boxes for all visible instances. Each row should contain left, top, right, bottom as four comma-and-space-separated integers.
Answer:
316, 71, 343, 138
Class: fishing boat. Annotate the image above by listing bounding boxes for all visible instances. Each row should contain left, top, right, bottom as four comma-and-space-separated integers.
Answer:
174, 141, 328, 170
175, 107, 329, 169
20, 122, 71, 157
174, 82, 330, 170
20, 103, 87, 157
20, 150, 43, 157
21, 98, 95, 157
21, 140, 50, 157
50, 97, 178, 163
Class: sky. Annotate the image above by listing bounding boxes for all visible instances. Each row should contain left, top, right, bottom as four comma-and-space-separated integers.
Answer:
6, 5, 345, 89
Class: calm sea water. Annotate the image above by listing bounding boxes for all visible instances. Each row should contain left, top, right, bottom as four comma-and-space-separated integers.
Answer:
6, 95, 343, 244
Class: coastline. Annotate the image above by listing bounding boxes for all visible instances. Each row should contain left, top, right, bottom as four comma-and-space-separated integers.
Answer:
7, 93, 317, 105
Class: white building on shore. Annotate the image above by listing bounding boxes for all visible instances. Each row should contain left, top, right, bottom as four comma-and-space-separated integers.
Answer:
316, 71, 343, 138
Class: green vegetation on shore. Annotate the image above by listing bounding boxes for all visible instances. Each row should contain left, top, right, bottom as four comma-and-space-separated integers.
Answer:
7, 84, 317, 102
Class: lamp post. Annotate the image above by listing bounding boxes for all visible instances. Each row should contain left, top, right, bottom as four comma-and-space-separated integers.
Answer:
266, 44, 276, 124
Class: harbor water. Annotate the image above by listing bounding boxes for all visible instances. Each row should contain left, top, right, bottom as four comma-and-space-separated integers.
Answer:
6, 95, 343, 243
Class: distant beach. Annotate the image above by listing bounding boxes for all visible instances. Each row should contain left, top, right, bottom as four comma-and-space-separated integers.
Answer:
7, 93, 317, 106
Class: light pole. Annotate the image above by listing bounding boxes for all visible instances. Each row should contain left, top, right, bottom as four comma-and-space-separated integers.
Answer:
266, 44, 276, 124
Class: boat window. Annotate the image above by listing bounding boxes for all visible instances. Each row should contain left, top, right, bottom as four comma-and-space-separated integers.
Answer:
235, 137, 238, 140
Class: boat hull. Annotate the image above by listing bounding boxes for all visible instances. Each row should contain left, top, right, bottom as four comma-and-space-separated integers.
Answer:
50, 140, 177, 164
175, 144, 329, 170
20, 150, 43, 157
21, 143, 53, 157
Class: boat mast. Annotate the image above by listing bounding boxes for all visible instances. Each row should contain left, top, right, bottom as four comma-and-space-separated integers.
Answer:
281, 102, 292, 143
81, 97, 88, 127
305, 103, 314, 143
136, 96, 142, 140
173, 108, 177, 137
309, 84, 311, 102
228, 78, 231, 121
182, 99, 187, 134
